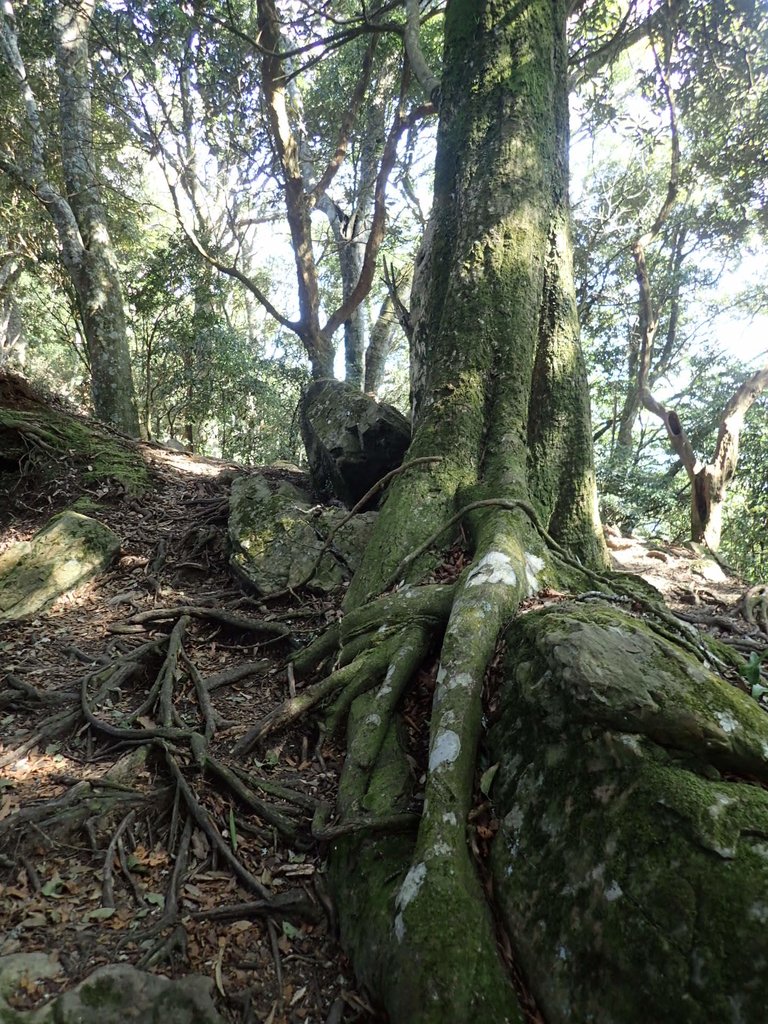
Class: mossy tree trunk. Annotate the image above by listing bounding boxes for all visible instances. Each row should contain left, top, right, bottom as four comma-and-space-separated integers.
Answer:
324, 2, 605, 1021
52, 0, 140, 437
318, 1, 768, 1011
0, 0, 140, 435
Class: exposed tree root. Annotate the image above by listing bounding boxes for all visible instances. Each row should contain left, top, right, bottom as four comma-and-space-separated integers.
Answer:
108, 604, 291, 640
234, 585, 453, 755
742, 584, 768, 634
0, 597, 335, 984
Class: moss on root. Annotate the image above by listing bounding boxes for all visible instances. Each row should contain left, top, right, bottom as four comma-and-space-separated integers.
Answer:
0, 408, 149, 496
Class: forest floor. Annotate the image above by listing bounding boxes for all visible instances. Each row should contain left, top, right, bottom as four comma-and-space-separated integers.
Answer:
1, 390, 766, 1024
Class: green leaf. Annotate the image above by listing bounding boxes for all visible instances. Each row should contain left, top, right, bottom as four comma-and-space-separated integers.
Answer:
145, 892, 165, 907
41, 873, 64, 897
86, 907, 116, 920
741, 651, 768, 689
282, 920, 299, 939
480, 763, 499, 797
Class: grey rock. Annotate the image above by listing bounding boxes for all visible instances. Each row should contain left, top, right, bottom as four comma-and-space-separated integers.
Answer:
0, 956, 224, 1024
299, 379, 410, 509
0, 511, 121, 622
229, 472, 377, 596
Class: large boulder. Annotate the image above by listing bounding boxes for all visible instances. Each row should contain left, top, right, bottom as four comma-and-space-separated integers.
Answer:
0, 954, 225, 1024
299, 380, 410, 509
228, 471, 377, 596
0, 511, 121, 622
490, 601, 768, 1024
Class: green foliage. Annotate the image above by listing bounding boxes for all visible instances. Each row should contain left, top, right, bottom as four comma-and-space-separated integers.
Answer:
719, 396, 768, 582
573, 1, 768, 556
128, 232, 309, 461
740, 649, 768, 698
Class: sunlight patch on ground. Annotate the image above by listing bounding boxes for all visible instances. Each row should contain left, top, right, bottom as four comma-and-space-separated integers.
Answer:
143, 445, 241, 479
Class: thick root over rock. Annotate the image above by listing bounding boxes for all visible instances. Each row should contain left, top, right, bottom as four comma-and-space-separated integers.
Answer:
327, 527, 544, 1023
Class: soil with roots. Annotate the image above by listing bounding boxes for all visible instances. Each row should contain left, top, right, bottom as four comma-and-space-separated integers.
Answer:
1, 411, 765, 1024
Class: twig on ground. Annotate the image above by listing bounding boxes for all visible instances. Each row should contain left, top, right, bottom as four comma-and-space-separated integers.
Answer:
111, 605, 290, 639
204, 756, 304, 841
162, 745, 271, 899
191, 891, 321, 924
102, 809, 138, 908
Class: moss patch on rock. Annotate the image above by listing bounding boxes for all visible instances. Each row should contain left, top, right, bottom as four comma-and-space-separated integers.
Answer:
0, 955, 224, 1024
0, 511, 121, 622
490, 601, 768, 1024
228, 473, 377, 596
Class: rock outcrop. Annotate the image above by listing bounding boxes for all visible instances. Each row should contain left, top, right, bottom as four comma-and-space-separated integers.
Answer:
299, 380, 410, 509
229, 471, 376, 596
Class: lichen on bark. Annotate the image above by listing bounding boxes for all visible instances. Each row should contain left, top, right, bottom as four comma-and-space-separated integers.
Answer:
323, 1, 606, 1020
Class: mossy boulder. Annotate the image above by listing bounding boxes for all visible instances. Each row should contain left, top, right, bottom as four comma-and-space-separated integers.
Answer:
228, 473, 377, 596
0, 511, 121, 622
0, 954, 224, 1024
490, 601, 768, 1024
299, 379, 410, 509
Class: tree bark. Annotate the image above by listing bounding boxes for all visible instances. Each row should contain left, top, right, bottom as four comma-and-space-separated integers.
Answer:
0, 0, 140, 434
325, 2, 605, 1020
53, 1, 139, 435
315, 0, 768, 997
689, 361, 768, 549
0, 255, 26, 367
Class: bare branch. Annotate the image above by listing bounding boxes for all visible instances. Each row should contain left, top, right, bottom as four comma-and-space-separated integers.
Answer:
258, 0, 324, 365
0, 3, 85, 273
165, 178, 302, 335
404, 0, 441, 102
632, 39, 691, 472
320, 71, 435, 342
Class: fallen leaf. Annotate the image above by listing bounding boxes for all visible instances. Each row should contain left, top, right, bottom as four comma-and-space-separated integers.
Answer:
214, 941, 226, 997
290, 985, 307, 1006
86, 907, 116, 921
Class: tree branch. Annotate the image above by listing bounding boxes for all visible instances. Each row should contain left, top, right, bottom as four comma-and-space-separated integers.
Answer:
712, 359, 768, 483
321, 63, 414, 342
164, 178, 302, 334
258, 0, 325, 367
403, 0, 441, 102
311, 36, 378, 203
569, 0, 685, 88
0, 5, 85, 275
633, 41, 692, 474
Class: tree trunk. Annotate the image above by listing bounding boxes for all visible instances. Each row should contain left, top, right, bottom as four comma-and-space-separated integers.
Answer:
253, 2, 768, 1019
691, 464, 725, 549
0, 1, 139, 433
363, 288, 402, 396
53, 0, 139, 436
0, 254, 24, 367
324, 2, 605, 1020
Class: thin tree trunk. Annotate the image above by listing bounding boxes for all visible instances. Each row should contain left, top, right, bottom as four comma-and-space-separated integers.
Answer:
54, 0, 140, 435
0, 0, 139, 433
